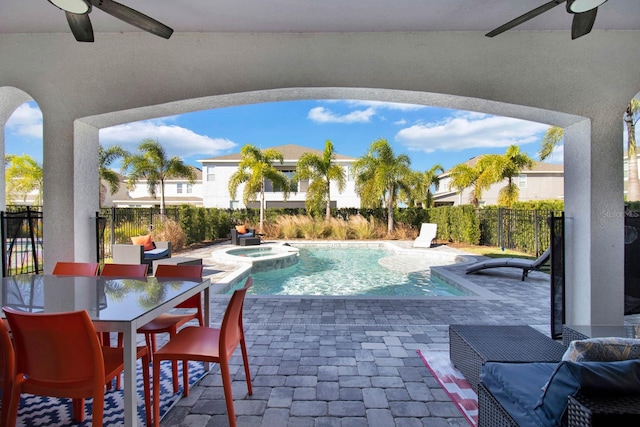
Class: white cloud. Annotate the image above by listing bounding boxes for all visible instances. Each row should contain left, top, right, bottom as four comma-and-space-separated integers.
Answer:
100, 119, 237, 158
307, 106, 376, 124
6, 102, 43, 139
395, 113, 550, 153
394, 119, 407, 126
343, 100, 426, 112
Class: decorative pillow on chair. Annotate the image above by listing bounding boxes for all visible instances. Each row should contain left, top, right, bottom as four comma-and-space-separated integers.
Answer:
562, 337, 640, 362
235, 225, 247, 234
131, 234, 155, 251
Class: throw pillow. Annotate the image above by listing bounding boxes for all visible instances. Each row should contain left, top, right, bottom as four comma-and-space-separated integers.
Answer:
131, 234, 155, 251
562, 337, 640, 362
235, 225, 247, 234
534, 359, 640, 426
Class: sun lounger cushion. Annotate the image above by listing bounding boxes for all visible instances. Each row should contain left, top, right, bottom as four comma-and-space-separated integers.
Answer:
143, 247, 170, 260
562, 337, 640, 362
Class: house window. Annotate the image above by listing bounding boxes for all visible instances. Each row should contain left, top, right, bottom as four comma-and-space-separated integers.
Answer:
207, 167, 215, 182
346, 166, 354, 181
518, 174, 527, 189
185, 184, 193, 194
230, 200, 240, 209
177, 183, 183, 194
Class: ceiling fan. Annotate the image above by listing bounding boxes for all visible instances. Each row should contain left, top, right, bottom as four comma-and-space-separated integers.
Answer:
47, 0, 173, 42
486, 0, 608, 40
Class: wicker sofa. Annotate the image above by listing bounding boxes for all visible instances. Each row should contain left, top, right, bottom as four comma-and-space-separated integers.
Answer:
111, 241, 171, 268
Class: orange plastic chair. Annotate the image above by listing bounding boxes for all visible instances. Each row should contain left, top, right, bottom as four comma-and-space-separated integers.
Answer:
52, 261, 100, 276
152, 277, 253, 427
3, 307, 152, 427
101, 263, 148, 277
0, 318, 15, 427
139, 264, 205, 392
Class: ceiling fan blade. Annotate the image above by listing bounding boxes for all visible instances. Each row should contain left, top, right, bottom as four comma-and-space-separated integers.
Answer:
486, 0, 566, 37
571, 8, 598, 39
91, 0, 173, 39
65, 11, 94, 42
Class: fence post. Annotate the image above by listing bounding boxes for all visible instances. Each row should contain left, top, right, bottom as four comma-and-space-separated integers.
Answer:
497, 208, 503, 249
534, 210, 539, 256
110, 206, 116, 245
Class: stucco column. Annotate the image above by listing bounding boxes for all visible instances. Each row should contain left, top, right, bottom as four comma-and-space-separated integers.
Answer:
564, 114, 625, 325
42, 109, 99, 273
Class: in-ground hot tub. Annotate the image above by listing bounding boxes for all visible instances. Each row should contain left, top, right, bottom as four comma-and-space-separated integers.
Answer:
211, 243, 300, 273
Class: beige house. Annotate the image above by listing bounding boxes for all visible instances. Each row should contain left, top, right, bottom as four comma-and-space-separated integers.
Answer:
433, 157, 564, 206
103, 168, 203, 208
198, 144, 360, 209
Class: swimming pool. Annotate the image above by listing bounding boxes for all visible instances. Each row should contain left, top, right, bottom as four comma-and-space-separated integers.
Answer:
227, 245, 469, 297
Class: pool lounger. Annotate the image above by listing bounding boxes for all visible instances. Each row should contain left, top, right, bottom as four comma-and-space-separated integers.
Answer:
465, 247, 550, 281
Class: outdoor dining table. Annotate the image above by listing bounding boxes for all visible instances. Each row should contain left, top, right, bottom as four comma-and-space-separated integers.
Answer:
0, 273, 212, 427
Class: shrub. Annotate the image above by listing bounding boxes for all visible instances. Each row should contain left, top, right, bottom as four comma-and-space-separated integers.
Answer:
348, 215, 376, 239
152, 217, 187, 250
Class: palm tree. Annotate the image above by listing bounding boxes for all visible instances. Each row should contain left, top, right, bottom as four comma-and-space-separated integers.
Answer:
490, 145, 534, 207
624, 99, 640, 201
401, 164, 444, 208
447, 157, 496, 207
121, 139, 196, 215
538, 126, 564, 161
352, 138, 412, 234
99, 145, 128, 208
420, 164, 444, 208
228, 144, 290, 232
5, 154, 43, 205
294, 140, 346, 220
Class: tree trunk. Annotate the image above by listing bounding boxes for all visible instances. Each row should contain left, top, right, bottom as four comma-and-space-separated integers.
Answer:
325, 180, 331, 221
159, 180, 166, 215
387, 188, 394, 234
626, 117, 640, 201
259, 180, 265, 233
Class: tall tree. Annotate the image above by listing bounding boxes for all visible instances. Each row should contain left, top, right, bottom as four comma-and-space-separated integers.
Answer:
489, 145, 535, 207
121, 139, 196, 215
420, 164, 444, 208
538, 126, 564, 161
5, 154, 43, 205
352, 138, 412, 234
447, 157, 497, 207
294, 140, 346, 220
99, 145, 128, 208
228, 144, 290, 232
401, 164, 444, 208
625, 98, 640, 201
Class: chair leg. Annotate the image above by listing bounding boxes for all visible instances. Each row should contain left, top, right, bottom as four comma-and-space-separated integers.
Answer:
168, 329, 180, 393
240, 337, 253, 395
72, 398, 85, 421
91, 392, 104, 427
219, 360, 237, 427
7, 378, 25, 427
182, 360, 190, 397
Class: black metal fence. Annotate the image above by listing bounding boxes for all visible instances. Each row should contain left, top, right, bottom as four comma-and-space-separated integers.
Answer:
477, 208, 558, 256
1, 207, 43, 276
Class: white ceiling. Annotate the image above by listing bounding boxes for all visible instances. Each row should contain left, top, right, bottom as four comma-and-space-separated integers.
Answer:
1, 0, 638, 35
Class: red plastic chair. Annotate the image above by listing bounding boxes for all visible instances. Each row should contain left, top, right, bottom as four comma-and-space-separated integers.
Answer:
0, 318, 15, 427
3, 307, 152, 427
52, 261, 100, 276
101, 263, 148, 277
139, 264, 205, 392
152, 277, 253, 427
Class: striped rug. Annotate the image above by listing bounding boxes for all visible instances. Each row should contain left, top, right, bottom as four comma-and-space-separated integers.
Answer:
14, 360, 206, 426
418, 350, 477, 426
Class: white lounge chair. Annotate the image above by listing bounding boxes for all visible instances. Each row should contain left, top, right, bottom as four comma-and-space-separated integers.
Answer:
465, 247, 551, 281
413, 223, 437, 248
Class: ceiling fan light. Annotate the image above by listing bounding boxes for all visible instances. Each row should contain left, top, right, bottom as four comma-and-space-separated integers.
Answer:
567, 0, 607, 14
47, 0, 90, 14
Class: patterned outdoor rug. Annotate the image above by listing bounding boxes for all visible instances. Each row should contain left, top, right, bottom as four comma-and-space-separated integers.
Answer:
14, 360, 207, 426
417, 350, 477, 427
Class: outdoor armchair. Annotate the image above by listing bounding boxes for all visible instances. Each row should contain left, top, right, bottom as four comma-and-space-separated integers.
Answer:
111, 241, 171, 267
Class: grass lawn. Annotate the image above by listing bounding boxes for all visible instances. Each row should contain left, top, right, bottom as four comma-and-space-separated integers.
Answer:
448, 243, 536, 259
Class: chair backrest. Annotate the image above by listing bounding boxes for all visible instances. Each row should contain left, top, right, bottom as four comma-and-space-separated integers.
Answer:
155, 264, 204, 309
154, 264, 203, 279
3, 307, 105, 386
101, 263, 148, 277
219, 277, 253, 354
532, 247, 552, 268
419, 223, 437, 238
52, 262, 100, 276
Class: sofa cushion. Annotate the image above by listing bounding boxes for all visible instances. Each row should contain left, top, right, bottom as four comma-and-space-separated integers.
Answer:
562, 337, 640, 362
131, 234, 155, 251
481, 362, 554, 427
143, 247, 169, 260
235, 225, 247, 234
534, 360, 640, 426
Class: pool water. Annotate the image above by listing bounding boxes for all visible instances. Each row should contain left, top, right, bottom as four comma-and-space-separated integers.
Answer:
232, 247, 467, 297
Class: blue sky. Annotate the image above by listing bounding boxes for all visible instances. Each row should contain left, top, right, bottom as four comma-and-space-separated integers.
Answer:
5, 99, 559, 172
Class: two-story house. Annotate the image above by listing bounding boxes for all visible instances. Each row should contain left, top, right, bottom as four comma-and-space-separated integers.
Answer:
198, 144, 360, 209
433, 157, 564, 206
